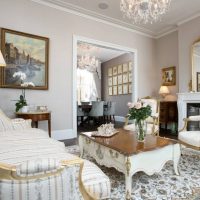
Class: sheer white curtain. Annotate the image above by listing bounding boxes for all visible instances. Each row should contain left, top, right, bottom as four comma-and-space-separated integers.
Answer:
77, 68, 98, 104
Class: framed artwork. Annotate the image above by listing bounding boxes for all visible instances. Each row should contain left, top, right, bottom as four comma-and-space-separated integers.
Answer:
162, 66, 176, 86
128, 72, 132, 82
108, 67, 112, 77
108, 77, 113, 86
118, 65, 122, 74
123, 73, 128, 83
123, 84, 128, 94
128, 83, 132, 94
128, 62, 132, 71
108, 87, 112, 96
118, 74, 122, 84
113, 76, 117, 85
113, 66, 117, 75
118, 85, 122, 95
113, 85, 118, 95
0, 28, 49, 90
197, 72, 200, 92
123, 63, 128, 73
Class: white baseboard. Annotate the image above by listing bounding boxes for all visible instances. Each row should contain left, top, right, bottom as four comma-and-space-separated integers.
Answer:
115, 116, 125, 122
51, 129, 76, 140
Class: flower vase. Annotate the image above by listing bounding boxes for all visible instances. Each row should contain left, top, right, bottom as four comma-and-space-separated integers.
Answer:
135, 120, 147, 142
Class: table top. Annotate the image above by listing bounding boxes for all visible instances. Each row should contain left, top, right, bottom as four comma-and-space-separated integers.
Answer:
80, 128, 178, 156
16, 111, 51, 115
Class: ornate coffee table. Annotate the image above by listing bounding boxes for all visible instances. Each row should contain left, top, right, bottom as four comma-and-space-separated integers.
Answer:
79, 128, 180, 199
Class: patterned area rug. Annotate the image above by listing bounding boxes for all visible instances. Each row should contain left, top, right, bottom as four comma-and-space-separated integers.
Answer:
66, 145, 200, 200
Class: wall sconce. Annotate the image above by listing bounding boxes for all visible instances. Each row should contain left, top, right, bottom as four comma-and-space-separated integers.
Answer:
159, 85, 169, 98
0, 50, 6, 67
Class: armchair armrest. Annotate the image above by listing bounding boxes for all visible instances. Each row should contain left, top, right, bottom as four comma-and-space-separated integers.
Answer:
179, 115, 200, 132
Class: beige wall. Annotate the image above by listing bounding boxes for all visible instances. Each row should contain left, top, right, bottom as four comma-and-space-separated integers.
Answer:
0, 0, 156, 139
178, 16, 200, 93
155, 31, 179, 100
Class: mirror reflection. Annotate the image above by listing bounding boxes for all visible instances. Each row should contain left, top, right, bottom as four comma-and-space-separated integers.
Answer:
192, 40, 200, 92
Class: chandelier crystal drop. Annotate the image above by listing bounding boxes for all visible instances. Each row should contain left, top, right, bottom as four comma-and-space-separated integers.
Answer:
78, 54, 99, 73
120, 0, 171, 24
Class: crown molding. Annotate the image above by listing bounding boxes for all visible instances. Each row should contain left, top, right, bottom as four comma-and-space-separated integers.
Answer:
31, 0, 200, 40
31, 0, 155, 38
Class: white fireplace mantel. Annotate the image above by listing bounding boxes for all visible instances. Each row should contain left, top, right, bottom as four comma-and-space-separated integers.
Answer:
177, 92, 200, 130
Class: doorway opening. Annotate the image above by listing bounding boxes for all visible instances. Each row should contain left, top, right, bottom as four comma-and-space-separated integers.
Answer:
73, 36, 137, 137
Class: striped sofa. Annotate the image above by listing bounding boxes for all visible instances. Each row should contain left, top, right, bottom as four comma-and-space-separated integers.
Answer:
0, 110, 111, 200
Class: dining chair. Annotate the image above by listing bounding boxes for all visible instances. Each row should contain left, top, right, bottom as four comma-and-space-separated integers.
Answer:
104, 101, 116, 123
88, 101, 104, 124
77, 104, 85, 126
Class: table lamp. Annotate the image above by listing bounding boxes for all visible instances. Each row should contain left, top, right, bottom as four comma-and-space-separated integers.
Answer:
159, 85, 169, 98
0, 50, 6, 67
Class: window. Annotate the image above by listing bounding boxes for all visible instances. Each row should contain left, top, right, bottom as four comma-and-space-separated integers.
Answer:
77, 69, 98, 103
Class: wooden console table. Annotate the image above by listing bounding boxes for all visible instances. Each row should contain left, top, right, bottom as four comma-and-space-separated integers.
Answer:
16, 111, 51, 137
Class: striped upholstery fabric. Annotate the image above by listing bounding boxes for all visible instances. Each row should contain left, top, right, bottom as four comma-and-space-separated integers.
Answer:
0, 163, 83, 200
0, 109, 32, 132
16, 158, 61, 177
82, 159, 111, 199
11, 119, 32, 130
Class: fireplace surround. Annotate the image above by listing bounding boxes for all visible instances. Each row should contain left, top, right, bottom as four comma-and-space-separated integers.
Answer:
177, 93, 200, 130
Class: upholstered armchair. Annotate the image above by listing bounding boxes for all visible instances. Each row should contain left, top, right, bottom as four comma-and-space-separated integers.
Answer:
124, 98, 160, 135
178, 116, 200, 150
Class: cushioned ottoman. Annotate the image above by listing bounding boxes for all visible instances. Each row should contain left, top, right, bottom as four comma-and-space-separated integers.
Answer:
82, 160, 111, 199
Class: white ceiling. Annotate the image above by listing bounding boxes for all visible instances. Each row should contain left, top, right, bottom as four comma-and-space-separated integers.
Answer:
77, 42, 127, 63
33, 0, 200, 38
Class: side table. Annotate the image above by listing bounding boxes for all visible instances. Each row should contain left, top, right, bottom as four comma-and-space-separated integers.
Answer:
16, 111, 51, 137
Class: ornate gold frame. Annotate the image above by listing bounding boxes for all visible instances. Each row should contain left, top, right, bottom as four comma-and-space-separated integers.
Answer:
0, 28, 49, 90
162, 66, 176, 86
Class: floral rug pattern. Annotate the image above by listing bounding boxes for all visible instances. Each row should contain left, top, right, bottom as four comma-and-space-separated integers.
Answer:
66, 145, 200, 200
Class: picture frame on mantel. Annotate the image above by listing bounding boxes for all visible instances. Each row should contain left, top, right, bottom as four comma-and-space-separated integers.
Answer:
162, 66, 176, 86
0, 28, 49, 90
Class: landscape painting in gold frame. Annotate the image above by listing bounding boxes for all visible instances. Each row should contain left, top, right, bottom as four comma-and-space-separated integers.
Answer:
0, 28, 49, 90
162, 66, 176, 86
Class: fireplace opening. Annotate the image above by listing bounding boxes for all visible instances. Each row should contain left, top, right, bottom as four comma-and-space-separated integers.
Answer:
187, 103, 200, 131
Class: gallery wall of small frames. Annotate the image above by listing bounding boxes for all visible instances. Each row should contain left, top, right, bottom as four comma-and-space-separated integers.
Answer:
108, 61, 132, 96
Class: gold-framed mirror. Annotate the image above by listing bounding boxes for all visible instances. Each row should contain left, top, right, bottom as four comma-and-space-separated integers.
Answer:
192, 38, 200, 92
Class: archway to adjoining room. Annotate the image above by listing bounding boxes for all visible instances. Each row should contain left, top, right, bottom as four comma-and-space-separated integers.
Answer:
73, 35, 137, 137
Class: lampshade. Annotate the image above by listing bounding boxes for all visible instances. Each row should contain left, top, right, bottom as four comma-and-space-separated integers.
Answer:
0, 50, 6, 67
159, 86, 170, 97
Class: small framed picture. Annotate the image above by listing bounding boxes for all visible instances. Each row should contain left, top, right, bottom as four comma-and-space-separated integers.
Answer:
123, 73, 128, 83
108, 87, 112, 95
118, 85, 122, 95
113, 76, 117, 85
128, 83, 132, 94
108, 68, 112, 77
123, 63, 128, 73
162, 66, 176, 86
129, 62, 132, 71
108, 77, 113, 86
113, 85, 118, 95
128, 72, 132, 82
123, 84, 128, 94
113, 66, 117, 75
118, 74, 122, 84
197, 72, 200, 92
118, 65, 122, 74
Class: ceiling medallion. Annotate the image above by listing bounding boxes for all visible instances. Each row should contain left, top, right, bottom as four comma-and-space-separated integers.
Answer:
120, 0, 171, 24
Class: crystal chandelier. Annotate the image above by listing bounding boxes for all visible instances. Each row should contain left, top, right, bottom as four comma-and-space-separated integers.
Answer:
120, 0, 171, 24
78, 54, 99, 73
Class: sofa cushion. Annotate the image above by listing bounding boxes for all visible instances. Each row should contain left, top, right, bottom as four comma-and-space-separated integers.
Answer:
179, 131, 200, 147
82, 159, 110, 199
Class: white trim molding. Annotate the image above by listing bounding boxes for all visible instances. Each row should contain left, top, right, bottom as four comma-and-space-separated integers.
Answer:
73, 35, 138, 136
51, 129, 75, 140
